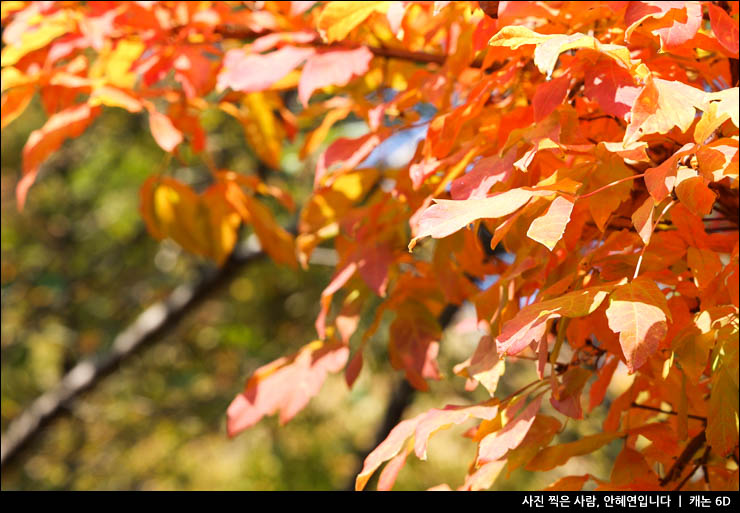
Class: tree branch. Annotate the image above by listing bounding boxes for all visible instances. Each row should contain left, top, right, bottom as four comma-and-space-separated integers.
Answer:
659, 431, 706, 487
0, 236, 267, 468
212, 26, 452, 67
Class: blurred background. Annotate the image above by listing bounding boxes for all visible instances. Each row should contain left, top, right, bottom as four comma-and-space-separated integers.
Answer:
1, 94, 624, 491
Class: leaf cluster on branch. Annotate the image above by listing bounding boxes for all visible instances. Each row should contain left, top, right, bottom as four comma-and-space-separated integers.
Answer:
2, 0, 738, 491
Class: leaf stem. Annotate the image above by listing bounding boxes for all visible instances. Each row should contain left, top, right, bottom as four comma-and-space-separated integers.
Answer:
633, 200, 675, 280
577, 173, 646, 201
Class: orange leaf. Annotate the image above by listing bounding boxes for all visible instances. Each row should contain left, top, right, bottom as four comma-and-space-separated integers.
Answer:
147, 108, 183, 152
605, 278, 670, 373
414, 402, 499, 460
589, 355, 619, 412
19, 103, 101, 208
644, 143, 695, 202
238, 193, 297, 268
687, 247, 722, 289
542, 474, 590, 492
478, 395, 542, 463
1, 83, 34, 130
675, 176, 716, 217
631, 197, 655, 245
496, 284, 615, 356
410, 188, 547, 250
140, 177, 241, 265
526, 196, 574, 251
602, 445, 659, 489
708, 3, 740, 56
526, 432, 621, 472
625, 76, 705, 144
356, 414, 423, 491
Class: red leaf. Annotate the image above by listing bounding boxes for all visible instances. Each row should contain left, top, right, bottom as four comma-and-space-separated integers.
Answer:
298, 47, 373, 106
450, 147, 516, 200
357, 243, 392, 296
589, 355, 620, 412
389, 302, 442, 390
227, 340, 349, 437
217, 46, 315, 93
624, 1, 686, 39
550, 367, 591, 419
315, 132, 383, 187
708, 4, 740, 56
583, 60, 640, 120
533, 75, 570, 122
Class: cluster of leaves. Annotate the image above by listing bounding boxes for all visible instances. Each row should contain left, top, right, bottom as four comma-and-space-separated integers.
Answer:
2, 0, 738, 491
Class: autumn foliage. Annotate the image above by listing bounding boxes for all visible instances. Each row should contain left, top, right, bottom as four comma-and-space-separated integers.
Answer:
2, 0, 739, 491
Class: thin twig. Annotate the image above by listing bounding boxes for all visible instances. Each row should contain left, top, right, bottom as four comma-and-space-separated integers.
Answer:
630, 402, 706, 421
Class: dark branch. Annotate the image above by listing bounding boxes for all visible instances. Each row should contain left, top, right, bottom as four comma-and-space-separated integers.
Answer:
630, 402, 707, 421
0, 237, 266, 468
660, 431, 707, 487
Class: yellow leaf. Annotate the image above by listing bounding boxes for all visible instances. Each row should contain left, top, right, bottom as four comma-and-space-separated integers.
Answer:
140, 177, 241, 265
103, 39, 145, 89
708, 363, 740, 456
489, 27, 631, 76
1, 10, 76, 67
317, 1, 391, 43
221, 93, 284, 169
